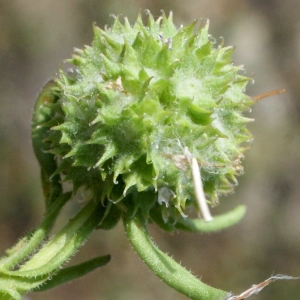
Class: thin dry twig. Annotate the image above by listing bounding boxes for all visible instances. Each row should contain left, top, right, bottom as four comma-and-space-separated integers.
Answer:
165, 146, 213, 222
224, 274, 300, 300
252, 89, 286, 102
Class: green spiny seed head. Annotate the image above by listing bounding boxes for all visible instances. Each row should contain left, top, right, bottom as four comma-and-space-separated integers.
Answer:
46, 11, 254, 224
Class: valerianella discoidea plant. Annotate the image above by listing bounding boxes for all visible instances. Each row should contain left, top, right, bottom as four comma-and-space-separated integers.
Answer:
2, 11, 293, 300
50, 11, 252, 223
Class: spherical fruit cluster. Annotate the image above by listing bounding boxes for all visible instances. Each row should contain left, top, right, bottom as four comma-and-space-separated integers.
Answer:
45, 11, 253, 225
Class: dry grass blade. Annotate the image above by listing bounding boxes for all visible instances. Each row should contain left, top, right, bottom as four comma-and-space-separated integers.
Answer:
225, 274, 300, 300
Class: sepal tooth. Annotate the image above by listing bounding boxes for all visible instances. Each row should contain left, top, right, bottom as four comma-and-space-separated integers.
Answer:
94, 143, 117, 168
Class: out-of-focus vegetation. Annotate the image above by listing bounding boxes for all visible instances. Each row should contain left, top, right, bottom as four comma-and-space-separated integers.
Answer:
0, 1, 299, 299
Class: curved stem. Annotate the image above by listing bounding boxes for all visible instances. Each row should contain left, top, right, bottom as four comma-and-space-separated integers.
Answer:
123, 212, 228, 300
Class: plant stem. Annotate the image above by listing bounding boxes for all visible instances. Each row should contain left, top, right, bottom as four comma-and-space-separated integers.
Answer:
0, 198, 107, 299
123, 212, 228, 300
0, 192, 71, 271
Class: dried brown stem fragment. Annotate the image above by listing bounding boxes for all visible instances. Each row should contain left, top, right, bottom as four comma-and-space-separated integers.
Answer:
252, 89, 286, 101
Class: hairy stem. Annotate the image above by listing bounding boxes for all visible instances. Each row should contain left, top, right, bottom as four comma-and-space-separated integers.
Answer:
123, 212, 227, 300
0, 192, 71, 271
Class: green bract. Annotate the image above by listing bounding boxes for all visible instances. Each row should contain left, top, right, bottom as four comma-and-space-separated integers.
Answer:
45, 11, 253, 226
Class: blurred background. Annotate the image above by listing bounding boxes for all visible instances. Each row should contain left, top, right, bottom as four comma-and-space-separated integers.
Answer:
1, 0, 300, 299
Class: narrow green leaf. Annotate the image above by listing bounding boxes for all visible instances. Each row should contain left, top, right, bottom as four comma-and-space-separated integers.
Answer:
0, 193, 71, 271
34, 255, 111, 292
175, 205, 246, 233
0, 274, 48, 300
31, 80, 62, 209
